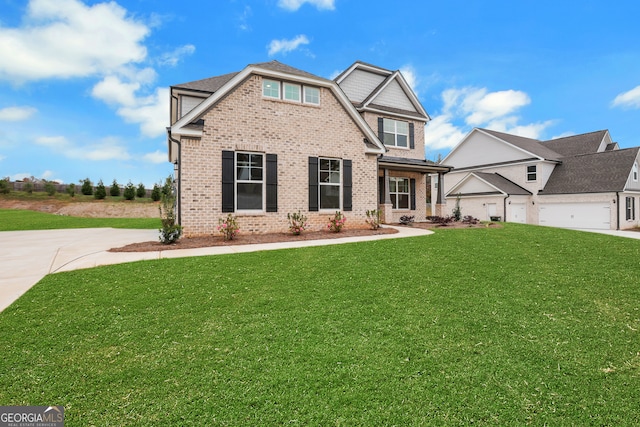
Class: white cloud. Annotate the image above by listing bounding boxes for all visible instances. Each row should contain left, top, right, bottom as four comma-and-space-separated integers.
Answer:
35, 135, 71, 149
35, 135, 131, 161
277, 0, 335, 11
0, 106, 38, 121
0, 0, 149, 83
611, 85, 640, 109
268, 34, 310, 56
158, 44, 196, 67
10, 173, 32, 181
143, 150, 168, 164
425, 86, 553, 150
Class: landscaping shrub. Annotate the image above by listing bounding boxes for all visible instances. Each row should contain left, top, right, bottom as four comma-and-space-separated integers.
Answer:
161, 176, 173, 198
94, 180, 106, 200
365, 209, 381, 230
427, 215, 455, 225
287, 211, 308, 235
217, 213, 239, 240
136, 183, 146, 199
159, 194, 182, 244
109, 179, 121, 197
80, 178, 93, 195
462, 215, 479, 224
399, 215, 415, 225
452, 194, 462, 221
327, 211, 346, 232
123, 181, 136, 201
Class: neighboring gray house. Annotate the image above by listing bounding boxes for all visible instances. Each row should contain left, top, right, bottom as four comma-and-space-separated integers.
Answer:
436, 128, 640, 230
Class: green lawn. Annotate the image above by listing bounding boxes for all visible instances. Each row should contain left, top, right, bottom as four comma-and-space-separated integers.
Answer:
0, 209, 160, 230
1, 224, 639, 425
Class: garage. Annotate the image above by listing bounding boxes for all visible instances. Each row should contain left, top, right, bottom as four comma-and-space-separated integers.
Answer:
509, 203, 527, 223
539, 202, 611, 230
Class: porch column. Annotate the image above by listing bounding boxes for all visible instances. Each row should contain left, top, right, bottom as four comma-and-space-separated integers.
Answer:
382, 168, 393, 223
435, 172, 445, 216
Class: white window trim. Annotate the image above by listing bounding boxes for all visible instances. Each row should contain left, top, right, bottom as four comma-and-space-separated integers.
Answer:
633, 162, 638, 182
235, 151, 265, 213
318, 157, 342, 211
303, 86, 320, 105
263, 79, 280, 99
526, 165, 537, 182
383, 118, 409, 149
389, 177, 410, 210
626, 196, 636, 221
283, 82, 301, 102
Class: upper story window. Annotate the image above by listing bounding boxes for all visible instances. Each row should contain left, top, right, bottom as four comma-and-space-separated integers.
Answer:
284, 83, 301, 102
383, 118, 409, 148
263, 78, 319, 105
633, 162, 638, 182
263, 79, 280, 99
526, 165, 537, 182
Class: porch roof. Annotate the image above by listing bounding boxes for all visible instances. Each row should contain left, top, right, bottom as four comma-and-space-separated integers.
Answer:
378, 156, 452, 173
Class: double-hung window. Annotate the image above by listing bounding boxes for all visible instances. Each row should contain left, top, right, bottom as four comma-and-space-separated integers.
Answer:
390, 177, 410, 209
236, 152, 263, 210
626, 197, 636, 221
527, 165, 537, 182
319, 158, 341, 209
383, 118, 409, 148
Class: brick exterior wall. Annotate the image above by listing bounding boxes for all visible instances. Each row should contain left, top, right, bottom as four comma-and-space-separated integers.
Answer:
178, 74, 379, 236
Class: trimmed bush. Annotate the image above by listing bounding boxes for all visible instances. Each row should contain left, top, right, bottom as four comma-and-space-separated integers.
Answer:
136, 183, 146, 199
151, 184, 161, 202
110, 179, 121, 197
81, 178, 93, 195
94, 180, 106, 200
123, 181, 136, 201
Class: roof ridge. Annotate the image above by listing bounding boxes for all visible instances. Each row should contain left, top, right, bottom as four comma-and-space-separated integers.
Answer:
542, 129, 608, 143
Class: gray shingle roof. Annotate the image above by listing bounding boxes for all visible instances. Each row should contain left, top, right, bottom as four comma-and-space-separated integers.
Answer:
539, 147, 640, 194
172, 60, 328, 93
474, 172, 532, 195
541, 130, 608, 156
479, 128, 563, 161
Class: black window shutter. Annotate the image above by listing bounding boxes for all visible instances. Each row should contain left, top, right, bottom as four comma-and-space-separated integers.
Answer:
410, 178, 416, 210
409, 123, 415, 149
308, 157, 319, 212
222, 150, 235, 212
378, 117, 384, 141
378, 176, 384, 204
266, 154, 278, 212
343, 159, 352, 211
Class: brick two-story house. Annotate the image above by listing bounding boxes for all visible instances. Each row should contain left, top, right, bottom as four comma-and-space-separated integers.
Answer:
167, 60, 450, 236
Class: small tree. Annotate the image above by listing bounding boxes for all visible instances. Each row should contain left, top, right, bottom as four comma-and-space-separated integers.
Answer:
110, 179, 121, 197
136, 183, 146, 199
150, 183, 162, 202
23, 182, 34, 194
44, 181, 56, 196
123, 181, 136, 200
161, 175, 173, 198
452, 193, 462, 221
94, 180, 107, 200
81, 178, 93, 195
0, 178, 10, 194
159, 193, 182, 244
66, 183, 76, 197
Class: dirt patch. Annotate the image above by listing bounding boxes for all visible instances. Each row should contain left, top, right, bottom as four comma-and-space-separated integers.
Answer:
0, 198, 159, 218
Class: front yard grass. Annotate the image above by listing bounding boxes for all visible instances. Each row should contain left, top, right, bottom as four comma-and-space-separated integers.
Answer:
1, 224, 639, 425
0, 209, 160, 230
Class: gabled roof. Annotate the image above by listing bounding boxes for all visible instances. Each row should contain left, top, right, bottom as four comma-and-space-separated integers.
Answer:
169, 60, 385, 154
540, 147, 640, 194
335, 61, 429, 121
479, 128, 563, 161
448, 172, 532, 197
541, 130, 609, 157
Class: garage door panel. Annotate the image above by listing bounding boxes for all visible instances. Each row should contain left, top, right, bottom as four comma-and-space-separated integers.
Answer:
539, 202, 610, 230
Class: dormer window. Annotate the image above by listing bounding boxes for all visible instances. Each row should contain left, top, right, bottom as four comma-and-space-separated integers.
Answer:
383, 118, 409, 148
527, 165, 537, 182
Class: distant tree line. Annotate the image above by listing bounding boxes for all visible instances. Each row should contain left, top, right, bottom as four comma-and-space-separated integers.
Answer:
0, 176, 175, 201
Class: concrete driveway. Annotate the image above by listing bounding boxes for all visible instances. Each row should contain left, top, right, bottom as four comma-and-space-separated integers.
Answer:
0, 228, 158, 312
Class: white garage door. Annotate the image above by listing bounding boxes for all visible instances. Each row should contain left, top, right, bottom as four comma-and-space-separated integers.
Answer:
539, 202, 611, 230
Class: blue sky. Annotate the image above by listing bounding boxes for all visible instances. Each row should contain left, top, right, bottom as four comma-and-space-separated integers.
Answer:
1, 0, 640, 186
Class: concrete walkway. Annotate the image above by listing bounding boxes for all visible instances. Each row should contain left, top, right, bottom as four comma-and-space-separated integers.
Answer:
0, 226, 432, 312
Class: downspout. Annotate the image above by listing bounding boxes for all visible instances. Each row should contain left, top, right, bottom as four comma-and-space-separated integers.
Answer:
168, 129, 182, 225
616, 192, 620, 230
504, 195, 510, 222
